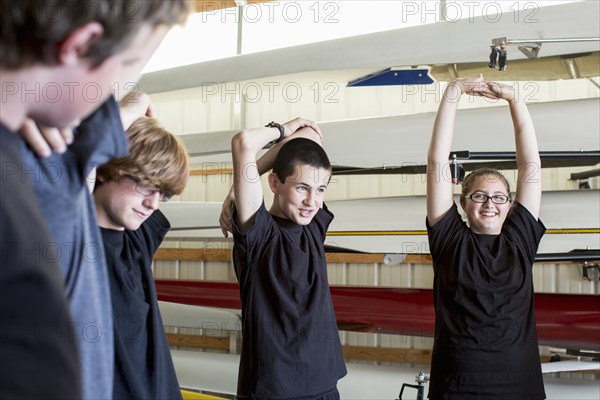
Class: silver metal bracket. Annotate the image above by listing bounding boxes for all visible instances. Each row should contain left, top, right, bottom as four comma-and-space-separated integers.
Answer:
517, 43, 542, 59
491, 36, 600, 60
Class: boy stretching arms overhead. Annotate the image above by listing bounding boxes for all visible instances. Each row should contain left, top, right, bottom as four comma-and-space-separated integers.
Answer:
228, 119, 347, 399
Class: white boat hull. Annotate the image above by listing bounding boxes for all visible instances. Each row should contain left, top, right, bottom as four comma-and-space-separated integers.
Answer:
177, 98, 600, 167
162, 190, 600, 255
140, 2, 600, 93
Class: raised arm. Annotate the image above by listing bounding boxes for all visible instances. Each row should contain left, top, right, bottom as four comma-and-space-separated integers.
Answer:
21, 91, 153, 158
119, 91, 154, 130
485, 82, 541, 218
427, 77, 486, 225
231, 118, 322, 233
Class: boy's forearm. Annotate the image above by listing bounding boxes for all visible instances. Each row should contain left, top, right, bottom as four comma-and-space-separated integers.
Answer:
256, 140, 283, 176
255, 125, 321, 176
231, 126, 282, 164
230, 119, 321, 191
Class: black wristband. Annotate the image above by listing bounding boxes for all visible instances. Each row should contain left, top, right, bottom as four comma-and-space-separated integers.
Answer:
265, 121, 285, 143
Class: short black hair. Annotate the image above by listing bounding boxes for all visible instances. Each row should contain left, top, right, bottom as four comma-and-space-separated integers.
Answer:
272, 138, 331, 183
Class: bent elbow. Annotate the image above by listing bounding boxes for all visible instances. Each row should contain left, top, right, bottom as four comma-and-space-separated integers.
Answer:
231, 130, 254, 153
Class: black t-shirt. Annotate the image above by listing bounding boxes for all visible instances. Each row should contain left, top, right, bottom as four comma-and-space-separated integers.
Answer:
232, 203, 347, 399
426, 202, 546, 400
0, 124, 81, 398
101, 210, 182, 400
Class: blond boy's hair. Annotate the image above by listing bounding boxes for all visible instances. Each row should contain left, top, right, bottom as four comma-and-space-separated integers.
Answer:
97, 117, 189, 197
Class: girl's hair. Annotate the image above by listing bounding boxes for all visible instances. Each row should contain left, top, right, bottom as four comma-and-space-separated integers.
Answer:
460, 168, 512, 208
97, 117, 189, 196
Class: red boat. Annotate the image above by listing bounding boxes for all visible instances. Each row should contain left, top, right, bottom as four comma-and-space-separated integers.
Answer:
156, 279, 600, 351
